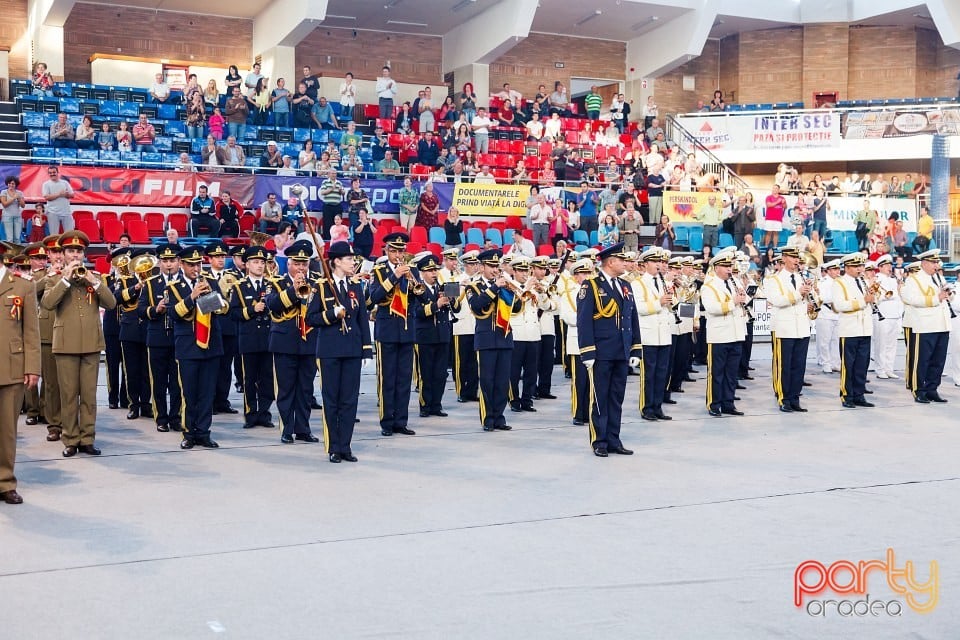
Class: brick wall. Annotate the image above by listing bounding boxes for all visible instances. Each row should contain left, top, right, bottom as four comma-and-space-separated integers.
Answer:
932, 30, 960, 98
489, 33, 625, 99
801, 23, 848, 105
62, 3, 253, 83
651, 38, 721, 116
718, 35, 739, 104
738, 27, 804, 104
296, 27, 442, 86
847, 26, 917, 99
0, 0, 29, 82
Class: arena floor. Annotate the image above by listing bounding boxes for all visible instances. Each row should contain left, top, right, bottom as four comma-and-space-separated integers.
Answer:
1, 341, 956, 639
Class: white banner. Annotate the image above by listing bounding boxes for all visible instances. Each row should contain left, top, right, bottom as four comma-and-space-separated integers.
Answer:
768, 195, 919, 233
680, 114, 841, 151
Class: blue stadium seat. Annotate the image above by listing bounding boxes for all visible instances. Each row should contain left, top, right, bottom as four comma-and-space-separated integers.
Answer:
718, 232, 735, 248
100, 150, 120, 165
32, 147, 55, 160
77, 149, 99, 163
673, 224, 689, 248
27, 129, 49, 145
118, 101, 139, 117
428, 226, 445, 245
589, 230, 598, 246
572, 229, 588, 245
688, 227, 703, 252
503, 229, 515, 245
466, 228, 484, 245
158, 104, 177, 119
486, 228, 503, 246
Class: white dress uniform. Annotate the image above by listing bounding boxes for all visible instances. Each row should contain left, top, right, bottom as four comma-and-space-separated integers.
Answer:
559, 270, 590, 424
633, 267, 673, 417
900, 261, 952, 401
508, 268, 542, 411
701, 266, 745, 414
943, 294, 960, 386
833, 267, 872, 405
764, 265, 811, 409
873, 268, 904, 378
815, 271, 841, 373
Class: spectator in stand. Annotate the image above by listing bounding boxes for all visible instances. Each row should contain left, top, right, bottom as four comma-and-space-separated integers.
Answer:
277, 156, 297, 177
620, 204, 641, 251
642, 95, 657, 130
311, 96, 340, 130
243, 62, 263, 98
497, 83, 522, 105
339, 121, 362, 154
617, 182, 637, 214
291, 82, 315, 129
454, 123, 472, 154
762, 184, 787, 248
549, 199, 573, 246
259, 192, 283, 234
395, 102, 414, 135
215, 190, 243, 238
577, 183, 600, 238
419, 86, 436, 133
32, 61, 54, 97
584, 85, 603, 120
176, 152, 197, 172
439, 121, 457, 150
695, 100, 709, 112
416, 181, 440, 229
329, 215, 350, 243
760, 247, 778, 278
610, 93, 630, 134
538, 164, 556, 188
225, 86, 250, 141
182, 74, 201, 104
512, 160, 530, 184
418, 131, 441, 168
325, 141, 341, 168
165, 227, 179, 244
149, 72, 170, 103
438, 147, 457, 173
854, 199, 877, 251
785, 223, 809, 254
353, 210, 376, 258
340, 146, 364, 178
1, 176, 25, 243
438, 96, 458, 123
809, 187, 830, 240
549, 81, 572, 116
203, 79, 220, 107
376, 66, 397, 120
888, 175, 903, 197
695, 194, 722, 248
401, 132, 419, 166
901, 173, 915, 195
207, 107, 225, 141
598, 213, 620, 248
370, 125, 388, 164
459, 82, 478, 124
186, 92, 207, 139
398, 177, 419, 232
512, 229, 536, 257
730, 194, 756, 249
741, 233, 761, 267
249, 78, 271, 126
807, 229, 826, 264
222, 136, 246, 171
49, 113, 75, 148
525, 112, 544, 141
474, 165, 496, 185
709, 90, 726, 112
319, 169, 345, 239
27, 203, 47, 242
190, 185, 219, 236
270, 78, 291, 128
377, 149, 401, 178
345, 178, 370, 228
655, 214, 675, 251
97, 121, 116, 151
870, 174, 888, 197
646, 167, 665, 222
282, 195, 307, 233
450, 161, 468, 184
271, 221, 296, 254
260, 141, 282, 173
528, 193, 552, 247
544, 112, 562, 141
300, 66, 319, 101
335, 71, 356, 120
645, 118, 664, 144
297, 139, 317, 175
317, 151, 334, 174
497, 100, 519, 127
888, 219, 910, 259
444, 207, 464, 250
74, 115, 97, 150
201, 134, 225, 172
471, 107, 493, 155
912, 205, 934, 253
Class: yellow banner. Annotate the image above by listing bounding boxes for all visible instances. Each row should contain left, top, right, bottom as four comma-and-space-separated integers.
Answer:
451, 183, 531, 218
662, 191, 716, 223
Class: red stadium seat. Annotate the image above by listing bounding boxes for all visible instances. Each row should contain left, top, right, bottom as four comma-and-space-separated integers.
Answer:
96, 210, 118, 225
492, 169, 510, 182
405, 241, 422, 254
120, 211, 142, 228
537, 244, 553, 256
239, 214, 255, 236
426, 242, 442, 257
126, 219, 150, 244
73, 210, 94, 225
79, 218, 103, 243
94, 256, 110, 274
167, 213, 188, 235
504, 216, 523, 231
463, 243, 480, 253
387, 133, 403, 148
364, 104, 380, 119
477, 153, 497, 167
144, 212, 166, 236
409, 226, 427, 245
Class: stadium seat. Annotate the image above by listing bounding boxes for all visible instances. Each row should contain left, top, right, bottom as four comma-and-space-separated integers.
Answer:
409, 226, 428, 245
167, 213, 188, 235
688, 227, 704, 253
537, 244, 553, 256
126, 219, 150, 244
120, 211, 142, 228
486, 228, 503, 246
503, 229, 515, 245
572, 230, 589, 246
428, 226, 446, 245
78, 218, 102, 243
465, 228, 484, 245
96, 211, 119, 225
144, 212, 165, 236
718, 232, 735, 248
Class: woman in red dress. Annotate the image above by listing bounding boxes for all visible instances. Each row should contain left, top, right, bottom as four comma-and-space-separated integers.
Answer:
415, 181, 440, 229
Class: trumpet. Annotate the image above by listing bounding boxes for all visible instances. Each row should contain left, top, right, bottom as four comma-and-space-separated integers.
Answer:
295, 275, 312, 298
193, 278, 211, 296
394, 253, 426, 295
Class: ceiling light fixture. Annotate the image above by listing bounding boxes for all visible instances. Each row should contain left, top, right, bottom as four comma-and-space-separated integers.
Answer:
630, 15, 659, 31
575, 9, 602, 27
325, 14, 358, 21
386, 19, 428, 27
451, 0, 476, 12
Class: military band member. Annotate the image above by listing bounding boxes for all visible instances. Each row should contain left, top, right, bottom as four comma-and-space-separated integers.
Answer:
115, 247, 153, 420
306, 242, 371, 463
265, 240, 321, 444
205, 241, 239, 415
230, 245, 276, 429
559, 258, 593, 426
902, 260, 921, 392
102, 247, 127, 412
901, 249, 951, 403
815, 259, 842, 374
533, 256, 560, 400
368, 232, 424, 436
872, 255, 903, 380
22, 243, 46, 426
168, 246, 228, 449
734, 253, 756, 381
833, 253, 874, 408
229, 244, 247, 393
467, 249, 522, 431
577, 243, 641, 457
633, 248, 673, 420
414, 253, 457, 417
451, 250, 480, 403
36, 235, 65, 440
40, 230, 117, 456
0, 254, 41, 504
765, 246, 812, 412
668, 256, 698, 395
508, 258, 542, 413
701, 253, 745, 417
138, 243, 183, 432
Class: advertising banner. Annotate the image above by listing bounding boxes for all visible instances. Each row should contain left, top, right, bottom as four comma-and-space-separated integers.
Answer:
449, 183, 531, 217
842, 108, 960, 139
679, 114, 840, 151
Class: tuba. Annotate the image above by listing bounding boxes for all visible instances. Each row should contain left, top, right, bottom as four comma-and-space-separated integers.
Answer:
130, 254, 158, 281
112, 253, 131, 277
219, 271, 239, 297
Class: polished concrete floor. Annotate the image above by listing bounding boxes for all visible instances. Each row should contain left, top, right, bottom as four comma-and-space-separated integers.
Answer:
1, 341, 957, 639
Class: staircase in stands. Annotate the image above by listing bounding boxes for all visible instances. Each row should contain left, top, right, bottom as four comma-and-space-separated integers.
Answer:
0, 101, 29, 162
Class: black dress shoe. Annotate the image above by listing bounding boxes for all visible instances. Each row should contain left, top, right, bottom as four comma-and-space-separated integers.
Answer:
493, 424, 512, 430
663, 398, 677, 405
641, 411, 659, 421
852, 399, 875, 407
842, 400, 857, 408
394, 427, 416, 435
736, 384, 746, 390
341, 453, 358, 462
108, 403, 119, 410
141, 407, 154, 419
259, 422, 276, 429
929, 394, 948, 403
748, 366, 756, 371
538, 393, 557, 400
170, 423, 184, 432
483, 425, 495, 431
682, 377, 696, 383
126, 408, 140, 420
721, 408, 744, 416
708, 408, 722, 417
381, 429, 393, 436
62, 445, 78, 457
217, 406, 239, 414
802, 381, 812, 387
509, 404, 523, 412
25, 416, 39, 425
0, 489, 23, 504
734, 396, 741, 401
295, 433, 320, 443
431, 411, 448, 417
329, 453, 342, 463
864, 389, 874, 394
242, 422, 257, 429
281, 434, 295, 443
198, 438, 219, 448
572, 419, 586, 426
779, 404, 794, 413
669, 388, 684, 393
609, 446, 634, 455
654, 412, 673, 420
790, 404, 808, 412
78, 444, 101, 456
180, 439, 195, 449
593, 448, 608, 457
157, 423, 170, 432
520, 406, 537, 412
741, 375, 755, 381
457, 397, 469, 403
419, 410, 430, 418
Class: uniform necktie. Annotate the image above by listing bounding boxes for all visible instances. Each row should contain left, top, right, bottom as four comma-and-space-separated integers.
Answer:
725, 278, 733, 293
856, 278, 864, 293
653, 277, 660, 293
611, 277, 623, 304
339, 279, 348, 301
790, 273, 797, 289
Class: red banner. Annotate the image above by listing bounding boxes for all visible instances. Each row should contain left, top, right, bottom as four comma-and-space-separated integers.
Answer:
19, 166, 255, 208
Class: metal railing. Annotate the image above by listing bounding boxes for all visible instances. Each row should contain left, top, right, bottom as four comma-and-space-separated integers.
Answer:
664, 115, 749, 193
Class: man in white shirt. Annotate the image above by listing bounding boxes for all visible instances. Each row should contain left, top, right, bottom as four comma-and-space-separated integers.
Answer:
528, 193, 552, 250
497, 83, 522, 105
633, 249, 675, 420
525, 112, 544, 141
471, 108, 493, 154
701, 253, 747, 416
244, 63, 263, 99
150, 73, 170, 103
474, 164, 496, 185
338, 72, 357, 120
375, 66, 397, 119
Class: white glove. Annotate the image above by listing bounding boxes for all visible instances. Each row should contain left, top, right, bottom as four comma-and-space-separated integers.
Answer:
629, 357, 640, 368
583, 359, 594, 370
333, 305, 346, 318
